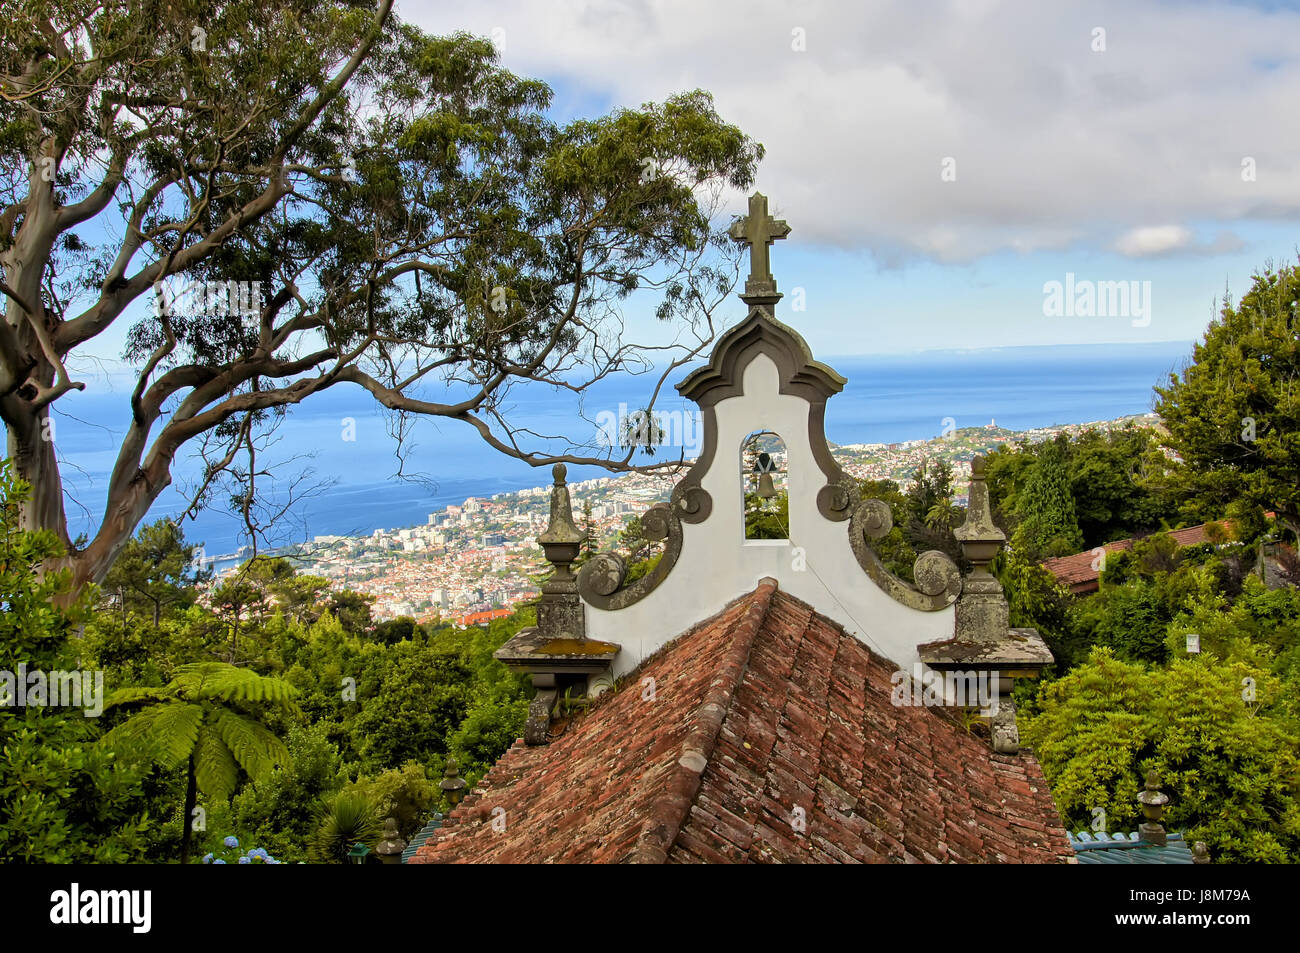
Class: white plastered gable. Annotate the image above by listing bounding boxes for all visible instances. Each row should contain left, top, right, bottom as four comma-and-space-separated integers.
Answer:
578, 311, 957, 678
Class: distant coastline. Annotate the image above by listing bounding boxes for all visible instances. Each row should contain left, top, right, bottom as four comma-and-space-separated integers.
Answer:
211, 411, 1160, 622
58, 340, 1190, 556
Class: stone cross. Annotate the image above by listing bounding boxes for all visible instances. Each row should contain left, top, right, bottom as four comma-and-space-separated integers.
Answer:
729, 192, 790, 305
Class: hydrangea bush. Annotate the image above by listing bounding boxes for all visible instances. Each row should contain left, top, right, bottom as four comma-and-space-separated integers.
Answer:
202, 836, 282, 865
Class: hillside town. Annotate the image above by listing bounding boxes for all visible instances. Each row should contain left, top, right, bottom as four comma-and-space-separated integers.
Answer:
234, 413, 1158, 623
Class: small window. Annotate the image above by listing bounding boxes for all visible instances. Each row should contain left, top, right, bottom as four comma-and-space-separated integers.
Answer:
742, 431, 789, 540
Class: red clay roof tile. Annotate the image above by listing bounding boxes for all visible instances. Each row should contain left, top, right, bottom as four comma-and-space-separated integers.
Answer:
1042, 521, 1231, 590
410, 579, 1074, 864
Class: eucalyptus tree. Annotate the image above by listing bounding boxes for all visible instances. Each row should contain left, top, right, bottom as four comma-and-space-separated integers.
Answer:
0, 1, 762, 592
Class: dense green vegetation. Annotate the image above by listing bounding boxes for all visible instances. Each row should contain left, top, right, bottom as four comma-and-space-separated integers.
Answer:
0, 470, 531, 863
3, 262, 1299, 864
849, 264, 1300, 862
990, 263, 1300, 863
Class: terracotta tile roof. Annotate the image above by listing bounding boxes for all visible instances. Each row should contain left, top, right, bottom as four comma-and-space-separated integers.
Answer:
1042, 521, 1231, 592
454, 608, 512, 626
410, 579, 1074, 864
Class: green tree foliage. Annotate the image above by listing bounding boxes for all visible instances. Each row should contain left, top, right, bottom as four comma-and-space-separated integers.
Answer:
904, 458, 956, 529
986, 425, 1168, 549
210, 575, 266, 663
1165, 576, 1300, 683
996, 547, 1075, 667
342, 762, 437, 842
221, 722, 350, 863
857, 478, 917, 581
100, 662, 297, 863
853, 466, 966, 579
1025, 647, 1300, 863
102, 519, 208, 631
325, 590, 376, 636
1069, 581, 1171, 665
350, 640, 477, 771
743, 489, 789, 540
0, 462, 151, 862
902, 459, 962, 564
618, 514, 652, 562
1010, 437, 1083, 559
373, 616, 417, 645
1065, 428, 1170, 545
1069, 536, 1259, 667
1155, 261, 1300, 538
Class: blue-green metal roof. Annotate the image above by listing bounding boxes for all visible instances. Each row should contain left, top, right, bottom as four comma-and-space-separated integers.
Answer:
1068, 831, 1194, 864
402, 814, 444, 864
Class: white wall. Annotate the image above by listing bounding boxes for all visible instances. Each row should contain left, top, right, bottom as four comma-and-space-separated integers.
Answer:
585, 353, 953, 677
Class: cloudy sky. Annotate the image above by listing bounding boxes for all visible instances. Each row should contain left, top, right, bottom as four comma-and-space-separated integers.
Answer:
402, 0, 1300, 356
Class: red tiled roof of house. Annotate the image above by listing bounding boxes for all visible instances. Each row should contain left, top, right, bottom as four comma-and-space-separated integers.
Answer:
1042, 521, 1232, 592
455, 608, 512, 626
410, 579, 1074, 864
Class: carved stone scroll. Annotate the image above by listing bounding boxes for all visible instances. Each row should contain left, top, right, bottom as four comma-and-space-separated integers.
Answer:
577, 502, 688, 610
847, 498, 960, 611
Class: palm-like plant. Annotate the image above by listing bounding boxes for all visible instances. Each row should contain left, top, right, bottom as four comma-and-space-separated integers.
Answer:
309, 791, 382, 864
100, 662, 297, 864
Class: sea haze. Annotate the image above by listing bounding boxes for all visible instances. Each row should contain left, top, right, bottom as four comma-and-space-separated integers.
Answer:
51, 340, 1192, 555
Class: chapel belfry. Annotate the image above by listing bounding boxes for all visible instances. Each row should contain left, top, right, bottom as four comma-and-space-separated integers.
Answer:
497, 191, 1052, 753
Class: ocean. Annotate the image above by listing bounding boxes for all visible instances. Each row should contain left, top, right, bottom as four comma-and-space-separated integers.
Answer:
50, 340, 1192, 555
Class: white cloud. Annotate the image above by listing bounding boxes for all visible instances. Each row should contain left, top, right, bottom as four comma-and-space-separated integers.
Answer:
1113, 225, 1248, 258
1113, 225, 1195, 257
398, 0, 1300, 263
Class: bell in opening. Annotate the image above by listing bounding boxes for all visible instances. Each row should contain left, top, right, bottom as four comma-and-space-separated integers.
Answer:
755, 453, 777, 499
742, 432, 788, 540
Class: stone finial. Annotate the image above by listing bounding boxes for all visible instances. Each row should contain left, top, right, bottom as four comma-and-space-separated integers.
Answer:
729, 192, 791, 308
955, 456, 1006, 558
1192, 841, 1210, 864
374, 816, 407, 864
1136, 769, 1170, 846
952, 455, 1010, 644
440, 758, 467, 809
493, 462, 620, 746
537, 463, 583, 558
536, 463, 586, 642
918, 455, 1052, 754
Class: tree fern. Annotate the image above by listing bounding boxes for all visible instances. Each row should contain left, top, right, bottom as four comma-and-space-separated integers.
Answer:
103, 686, 170, 708
101, 702, 204, 768
193, 726, 241, 802
97, 661, 295, 862
209, 708, 289, 782
171, 662, 297, 705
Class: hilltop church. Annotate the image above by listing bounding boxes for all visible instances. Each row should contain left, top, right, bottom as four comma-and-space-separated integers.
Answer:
407, 194, 1180, 864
